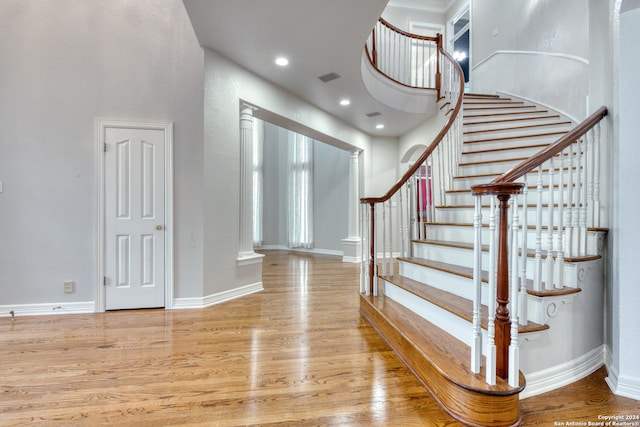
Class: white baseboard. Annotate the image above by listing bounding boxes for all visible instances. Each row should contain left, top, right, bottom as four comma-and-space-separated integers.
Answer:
0, 301, 95, 317
520, 345, 605, 399
172, 282, 263, 310
604, 356, 640, 400
259, 245, 343, 257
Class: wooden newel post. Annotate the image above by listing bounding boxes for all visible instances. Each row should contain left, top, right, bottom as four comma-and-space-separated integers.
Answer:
435, 33, 442, 99
495, 194, 512, 378
472, 182, 524, 379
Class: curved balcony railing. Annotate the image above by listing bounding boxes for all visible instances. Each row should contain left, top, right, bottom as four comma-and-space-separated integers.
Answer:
364, 18, 442, 93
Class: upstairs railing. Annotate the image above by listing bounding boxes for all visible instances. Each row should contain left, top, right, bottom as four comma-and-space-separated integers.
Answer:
471, 106, 608, 387
359, 29, 464, 298
364, 18, 442, 93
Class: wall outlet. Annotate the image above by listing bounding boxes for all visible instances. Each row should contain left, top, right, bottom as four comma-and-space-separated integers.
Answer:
64, 281, 75, 293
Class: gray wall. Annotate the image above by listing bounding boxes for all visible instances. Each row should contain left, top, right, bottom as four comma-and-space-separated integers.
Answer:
0, 0, 205, 305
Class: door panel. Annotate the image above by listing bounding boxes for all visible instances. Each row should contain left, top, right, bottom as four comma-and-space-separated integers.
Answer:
105, 127, 165, 310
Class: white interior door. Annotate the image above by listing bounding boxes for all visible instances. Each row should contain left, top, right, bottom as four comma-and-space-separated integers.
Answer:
104, 126, 166, 310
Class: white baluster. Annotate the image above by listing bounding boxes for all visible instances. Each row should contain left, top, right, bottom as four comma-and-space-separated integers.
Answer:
388, 200, 394, 276
546, 157, 555, 290
509, 196, 521, 388
471, 195, 483, 374
579, 136, 588, 256
567, 142, 576, 257
586, 129, 594, 228
519, 176, 529, 325
534, 168, 543, 292
364, 205, 370, 296
556, 150, 565, 289
511, 196, 520, 316
373, 205, 379, 297
399, 189, 406, 258
381, 202, 387, 277
593, 123, 602, 228
486, 197, 497, 386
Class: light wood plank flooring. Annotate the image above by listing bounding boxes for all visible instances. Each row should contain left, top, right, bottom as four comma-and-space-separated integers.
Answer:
1, 250, 637, 426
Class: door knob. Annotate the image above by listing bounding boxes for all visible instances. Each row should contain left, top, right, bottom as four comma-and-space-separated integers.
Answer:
156, 225, 165, 231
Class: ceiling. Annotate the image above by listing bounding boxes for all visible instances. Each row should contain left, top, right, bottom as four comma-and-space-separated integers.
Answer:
182, 0, 453, 137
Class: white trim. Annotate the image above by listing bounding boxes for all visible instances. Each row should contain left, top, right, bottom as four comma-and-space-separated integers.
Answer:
520, 345, 605, 399
473, 50, 589, 71
259, 245, 344, 257
237, 252, 265, 267
95, 120, 174, 312
495, 91, 580, 124
172, 282, 263, 309
1, 302, 95, 317
605, 358, 640, 400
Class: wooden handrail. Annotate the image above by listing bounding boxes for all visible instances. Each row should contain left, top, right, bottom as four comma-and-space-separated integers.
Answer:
492, 106, 608, 184
361, 48, 465, 205
378, 17, 440, 42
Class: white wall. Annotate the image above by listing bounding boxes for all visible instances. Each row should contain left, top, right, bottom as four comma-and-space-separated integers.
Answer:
203, 48, 374, 296
471, 0, 590, 120
607, 1, 640, 399
0, 0, 205, 308
382, 6, 445, 31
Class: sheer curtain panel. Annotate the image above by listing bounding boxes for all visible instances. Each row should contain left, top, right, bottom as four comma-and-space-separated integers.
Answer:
287, 132, 314, 249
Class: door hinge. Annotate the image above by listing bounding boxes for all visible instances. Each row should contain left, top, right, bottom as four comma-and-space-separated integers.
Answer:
103, 142, 107, 152
103, 276, 107, 287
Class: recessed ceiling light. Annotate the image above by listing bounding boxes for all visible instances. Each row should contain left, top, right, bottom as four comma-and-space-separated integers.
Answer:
275, 57, 289, 66
340, 99, 350, 106
376, 124, 385, 129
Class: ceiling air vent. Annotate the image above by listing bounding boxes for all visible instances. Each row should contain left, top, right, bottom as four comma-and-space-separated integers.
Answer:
318, 72, 341, 83
366, 112, 382, 117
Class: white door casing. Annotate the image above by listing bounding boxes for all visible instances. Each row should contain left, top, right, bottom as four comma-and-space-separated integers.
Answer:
97, 121, 174, 311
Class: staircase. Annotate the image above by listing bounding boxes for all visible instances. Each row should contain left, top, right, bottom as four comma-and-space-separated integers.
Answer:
360, 94, 606, 426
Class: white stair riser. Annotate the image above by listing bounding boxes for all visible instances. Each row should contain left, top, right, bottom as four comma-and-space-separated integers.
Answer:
460, 146, 554, 163
463, 107, 539, 116
424, 225, 604, 254
452, 175, 501, 190
464, 126, 571, 143
411, 240, 594, 288
446, 187, 586, 205
458, 160, 526, 176
399, 259, 477, 300
384, 281, 486, 351
463, 117, 566, 132
462, 135, 564, 152
435, 205, 583, 227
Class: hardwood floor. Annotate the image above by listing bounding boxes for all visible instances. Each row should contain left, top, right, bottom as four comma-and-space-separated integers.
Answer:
1, 250, 637, 426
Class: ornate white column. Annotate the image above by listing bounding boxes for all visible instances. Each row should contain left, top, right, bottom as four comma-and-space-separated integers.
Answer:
342, 150, 362, 262
238, 105, 263, 266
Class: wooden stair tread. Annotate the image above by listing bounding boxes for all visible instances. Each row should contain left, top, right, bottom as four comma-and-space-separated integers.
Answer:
359, 293, 524, 426
359, 293, 524, 395
381, 274, 549, 334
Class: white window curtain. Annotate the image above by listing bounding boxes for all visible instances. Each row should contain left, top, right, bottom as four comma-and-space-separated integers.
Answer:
287, 132, 314, 249
252, 117, 264, 247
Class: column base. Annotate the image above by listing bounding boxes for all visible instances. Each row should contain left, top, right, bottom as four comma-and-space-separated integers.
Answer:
342, 237, 361, 263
